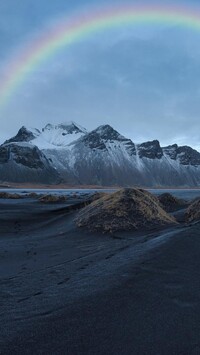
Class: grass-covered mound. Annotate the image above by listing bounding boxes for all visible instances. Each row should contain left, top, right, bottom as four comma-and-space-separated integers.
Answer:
185, 198, 200, 223
39, 194, 67, 203
75, 188, 177, 233
0, 192, 21, 199
158, 193, 187, 212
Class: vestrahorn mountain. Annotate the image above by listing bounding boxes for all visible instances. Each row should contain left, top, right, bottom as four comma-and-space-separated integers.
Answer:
1, 121, 200, 187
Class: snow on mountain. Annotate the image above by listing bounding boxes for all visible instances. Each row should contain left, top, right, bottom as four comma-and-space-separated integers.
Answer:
1, 122, 200, 186
163, 144, 200, 166
5, 126, 40, 144
34, 122, 87, 149
5, 122, 87, 150
45, 124, 200, 186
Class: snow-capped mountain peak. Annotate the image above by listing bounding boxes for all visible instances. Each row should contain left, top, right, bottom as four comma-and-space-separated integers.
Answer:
4, 126, 40, 144
75, 124, 133, 152
1, 122, 200, 187
137, 140, 163, 159
59, 121, 87, 134
42, 121, 87, 135
94, 124, 125, 141
38, 121, 87, 148
4, 121, 87, 150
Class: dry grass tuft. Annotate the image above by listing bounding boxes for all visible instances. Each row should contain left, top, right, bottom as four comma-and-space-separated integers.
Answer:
185, 198, 200, 223
25, 192, 40, 198
75, 188, 177, 233
158, 193, 187, 212
39, 194, 67, 203
0, 192, 21, 199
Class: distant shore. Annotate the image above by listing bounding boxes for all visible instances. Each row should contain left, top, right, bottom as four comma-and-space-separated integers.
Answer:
0, 181, 200, 190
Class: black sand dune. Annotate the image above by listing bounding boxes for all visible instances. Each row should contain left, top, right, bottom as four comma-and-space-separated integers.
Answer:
0, 191, 200, 354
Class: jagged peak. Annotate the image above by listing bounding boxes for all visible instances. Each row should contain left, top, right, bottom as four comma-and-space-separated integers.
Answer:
162, 143, 200, 154
92, 124, 126, 140
26, 126, 41, 135
139, 139, 161, 147
3, 126, 39, 145
162, 143, 178, 150
16, 126, 36, 134
95, 124, 118, 133
137, 139, 163, 160
95, 124, 114, 131
42, 121, 87, 134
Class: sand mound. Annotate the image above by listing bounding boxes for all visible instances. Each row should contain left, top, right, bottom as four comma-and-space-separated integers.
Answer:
0, 192, 21, 199
75, 188, 177, 233
39, 194, 67, 203
158, 193, 187, 212
185, 198, 200, 223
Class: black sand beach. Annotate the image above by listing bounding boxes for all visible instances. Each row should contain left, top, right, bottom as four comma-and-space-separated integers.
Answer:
1, 193, 200, 354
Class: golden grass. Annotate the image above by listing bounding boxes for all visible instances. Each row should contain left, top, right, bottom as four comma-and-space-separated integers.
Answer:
158, 193, 187, 212
185, 198, 200, 222
39, 194, 67, 203
75, 188, 177, 233
0, 192, 21, 199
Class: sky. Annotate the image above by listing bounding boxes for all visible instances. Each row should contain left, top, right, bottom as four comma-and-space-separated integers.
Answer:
0, 0, 200, 150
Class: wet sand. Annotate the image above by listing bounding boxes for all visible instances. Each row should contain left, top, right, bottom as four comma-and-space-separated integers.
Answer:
0, 196, 200, 354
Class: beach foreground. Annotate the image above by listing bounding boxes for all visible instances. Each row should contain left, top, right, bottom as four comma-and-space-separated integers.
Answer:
1, 193, 200, 354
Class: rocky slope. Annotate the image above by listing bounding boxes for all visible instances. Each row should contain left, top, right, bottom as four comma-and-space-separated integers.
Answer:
1, 121, 200, 186
0, 142, 59, 184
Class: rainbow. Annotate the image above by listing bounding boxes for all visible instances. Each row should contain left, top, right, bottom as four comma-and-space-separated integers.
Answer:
1, 3, 200, 108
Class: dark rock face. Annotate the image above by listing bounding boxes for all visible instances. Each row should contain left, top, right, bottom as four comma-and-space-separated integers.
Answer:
177, 146, 200, 166
0, 146, 9, 163
0, 143, 60, 184
95, 125, 128, 142
75, 188, 177, 233
162, 144, 178, 160
4, 126, 39, 144
138, 140, 163, 159
163, 145, 200, 166
80, 125, 136, 155
81, 131, 107, 151
7, 144, 45, 169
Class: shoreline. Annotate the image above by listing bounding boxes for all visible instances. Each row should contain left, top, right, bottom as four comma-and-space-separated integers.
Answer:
0, 181, 200, 190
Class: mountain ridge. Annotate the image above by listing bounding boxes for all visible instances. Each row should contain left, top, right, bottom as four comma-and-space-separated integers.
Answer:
1, 122, 200, 186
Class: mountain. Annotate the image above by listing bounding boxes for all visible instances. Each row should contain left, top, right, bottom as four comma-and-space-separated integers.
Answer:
6, 122, 87, 149
1, 121, 200, 186
0, 142, 59, 184
4, 126, 40, 144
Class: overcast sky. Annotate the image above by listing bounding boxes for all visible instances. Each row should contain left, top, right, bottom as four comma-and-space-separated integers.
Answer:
0, 0, 200, 150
